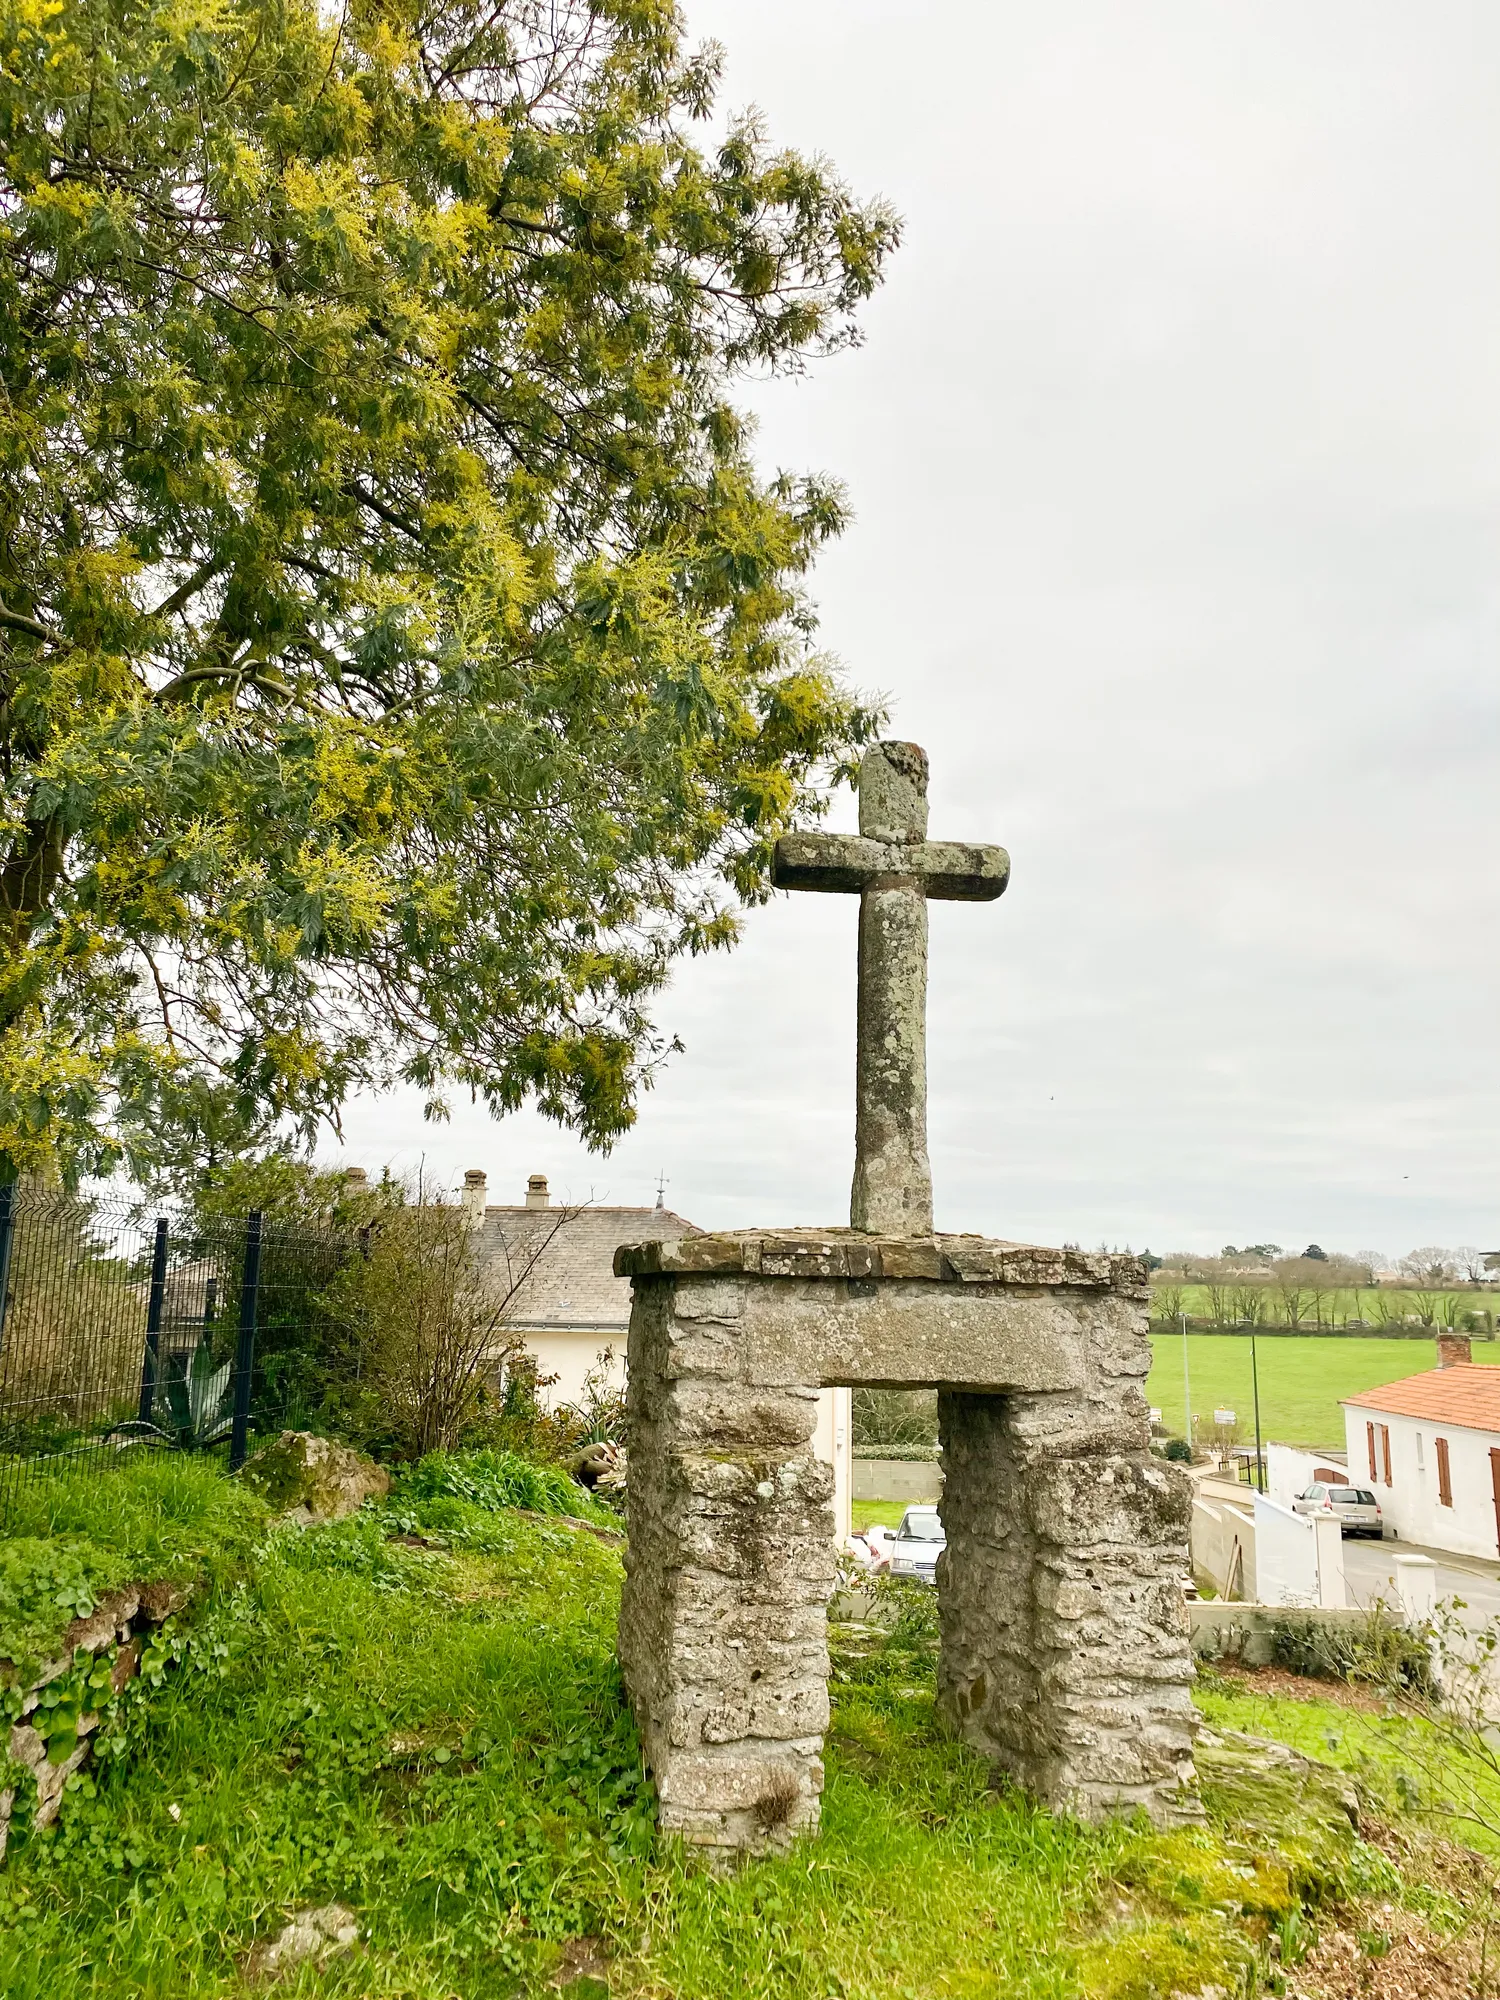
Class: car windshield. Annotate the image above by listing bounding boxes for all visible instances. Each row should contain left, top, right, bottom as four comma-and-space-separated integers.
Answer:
1332, 1490, 1376, 1506
900, 1509, 944, 1542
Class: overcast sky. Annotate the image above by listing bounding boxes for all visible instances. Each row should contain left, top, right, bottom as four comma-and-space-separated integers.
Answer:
329, 1, 1500, 1258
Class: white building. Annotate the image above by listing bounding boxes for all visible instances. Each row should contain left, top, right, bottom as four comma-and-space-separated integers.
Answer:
459, 1170, 854, 1543
1342, 1335, 1500, 1561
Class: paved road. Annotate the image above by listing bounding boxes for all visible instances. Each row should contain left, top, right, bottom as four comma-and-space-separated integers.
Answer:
1344, 1538, 1500, 1624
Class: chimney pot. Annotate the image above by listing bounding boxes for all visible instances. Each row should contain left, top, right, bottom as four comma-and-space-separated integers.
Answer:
525, 1173, 550, 1210
460, 1169, 488, 1227
1437, 1333, 1472, 1370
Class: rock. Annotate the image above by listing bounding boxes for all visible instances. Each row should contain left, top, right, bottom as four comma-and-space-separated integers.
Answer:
246, 1904, 361, 1978
240, 1432, 389, 1522
1195, 1727, 1371, 1904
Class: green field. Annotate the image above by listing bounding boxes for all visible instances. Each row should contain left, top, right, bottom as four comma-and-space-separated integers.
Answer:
1145, 1332, 1491, 1448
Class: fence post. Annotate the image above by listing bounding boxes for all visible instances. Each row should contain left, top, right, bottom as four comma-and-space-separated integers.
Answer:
229, 1210, 263, 1472
0, 1182, 15, 1356
137, 1218, 169, 1426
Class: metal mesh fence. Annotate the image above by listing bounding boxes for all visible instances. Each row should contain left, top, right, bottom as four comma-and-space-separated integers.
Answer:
0, 1184, 350, 1518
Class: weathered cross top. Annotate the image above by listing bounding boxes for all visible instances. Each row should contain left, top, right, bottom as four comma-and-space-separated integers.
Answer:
772, 742, 1009, 1237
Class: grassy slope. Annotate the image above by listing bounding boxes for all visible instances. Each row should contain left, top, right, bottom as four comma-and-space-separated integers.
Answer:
1141, 1333, 1492, 1448
0, 1458, 268, 1670
0, 1460, 1485, 1998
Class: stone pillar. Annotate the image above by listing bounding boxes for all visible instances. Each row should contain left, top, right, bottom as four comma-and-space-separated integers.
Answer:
618, 1273, 836, 1852
936, 1371, 1201, 1824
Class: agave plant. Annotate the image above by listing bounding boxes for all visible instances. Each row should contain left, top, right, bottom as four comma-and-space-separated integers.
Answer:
162, 1339, 235, 1451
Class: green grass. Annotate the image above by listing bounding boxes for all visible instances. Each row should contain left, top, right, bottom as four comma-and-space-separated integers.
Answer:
0, 1455, 268, 1670
4, 1456, 1490, 1997
851, 1499, 905, 1532
1198, 1667, 1500, 1867
0, 1460, 1403, 2000
1144, 1333, 1481, 1448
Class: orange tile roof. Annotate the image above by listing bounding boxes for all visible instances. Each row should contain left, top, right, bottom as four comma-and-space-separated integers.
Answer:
1343, 1364, 1500, 1432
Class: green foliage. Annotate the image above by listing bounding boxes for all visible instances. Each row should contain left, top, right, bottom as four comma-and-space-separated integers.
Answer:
319, 1197, 526, 1457
0, 1537, 131, 1669
1162, 1437, 1193, 1463
160, 1342, 233, 1451
0, 0, 895, 1180
1268, 1612, 1437, 1698
395, 1446, 611, 1524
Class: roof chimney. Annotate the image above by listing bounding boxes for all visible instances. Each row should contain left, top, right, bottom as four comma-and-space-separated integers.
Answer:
1437, 1333, 1472, 1370
461, 1168, 487, 1227
525, 1173, 550, 1210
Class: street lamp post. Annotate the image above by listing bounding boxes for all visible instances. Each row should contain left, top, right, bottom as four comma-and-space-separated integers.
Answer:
1250, 1321, 1265, 1492
1180, 1311, 1191, 1457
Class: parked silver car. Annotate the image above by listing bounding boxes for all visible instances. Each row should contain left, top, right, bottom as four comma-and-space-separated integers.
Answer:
1291, 1482, 1383, 1538
889, 1504, 945, 1584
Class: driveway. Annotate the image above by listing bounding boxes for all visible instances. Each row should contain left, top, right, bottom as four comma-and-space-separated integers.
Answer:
1343, 1537, 1500, 1624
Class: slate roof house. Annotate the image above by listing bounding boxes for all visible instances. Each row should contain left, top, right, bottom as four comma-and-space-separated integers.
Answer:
1343, 1335, 1500, 1560
459, 1170, 691, 1406
373, 1168, 853, 1543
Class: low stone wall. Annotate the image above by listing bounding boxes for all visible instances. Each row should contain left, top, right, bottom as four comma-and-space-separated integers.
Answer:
1, 1581, 192, 1859
851, 1457, 942, 1502
1188, 1601, 1378, 1666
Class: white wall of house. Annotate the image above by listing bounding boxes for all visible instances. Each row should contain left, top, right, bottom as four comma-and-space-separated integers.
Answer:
519, 1326, 626, 1408
1342, 1403, 1500, 1560
812, 1386, 853, 1545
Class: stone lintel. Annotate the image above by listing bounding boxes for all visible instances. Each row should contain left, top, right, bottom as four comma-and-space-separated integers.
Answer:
614, 1229, 1148, 1298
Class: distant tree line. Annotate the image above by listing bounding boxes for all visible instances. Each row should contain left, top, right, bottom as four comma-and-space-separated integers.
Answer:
1148, 1245, 1496, 1332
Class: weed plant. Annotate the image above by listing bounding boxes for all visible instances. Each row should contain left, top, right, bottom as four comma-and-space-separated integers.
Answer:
394, 1446, 619, 1526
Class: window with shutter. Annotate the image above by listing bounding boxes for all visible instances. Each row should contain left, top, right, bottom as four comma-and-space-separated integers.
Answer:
1437, 1436, 1452, 1508
1381, 1425, 1392, 1485
1367, 1421, 1377, 1479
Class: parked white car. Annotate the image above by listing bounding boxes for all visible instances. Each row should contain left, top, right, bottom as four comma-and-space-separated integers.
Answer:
889, 1505, 945, 1584
1291, 1482, 1383, 1539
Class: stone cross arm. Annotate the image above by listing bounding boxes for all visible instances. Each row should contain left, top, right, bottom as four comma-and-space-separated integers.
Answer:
772, 832, 1009, 901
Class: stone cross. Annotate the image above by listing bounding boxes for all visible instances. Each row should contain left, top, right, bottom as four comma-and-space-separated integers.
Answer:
772, 741, 1009, 1236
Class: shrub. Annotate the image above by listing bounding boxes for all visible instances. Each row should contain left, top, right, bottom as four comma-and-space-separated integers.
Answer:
396, 1449, 597, 1520
320, 1203, 523, 1458
1269, 1610, 1436, 1697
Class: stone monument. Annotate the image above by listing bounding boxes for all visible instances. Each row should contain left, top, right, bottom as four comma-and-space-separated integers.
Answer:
615, 741, 1198, 1852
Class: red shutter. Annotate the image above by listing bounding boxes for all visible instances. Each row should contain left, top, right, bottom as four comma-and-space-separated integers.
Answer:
1381, 1425, 1393, 1485
1437, 1436, 1452, 1508
1367, 1422, 1377, 1479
